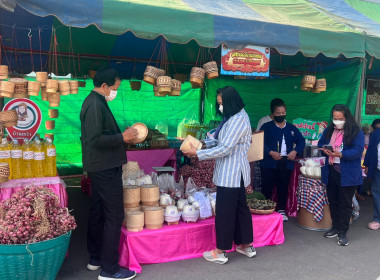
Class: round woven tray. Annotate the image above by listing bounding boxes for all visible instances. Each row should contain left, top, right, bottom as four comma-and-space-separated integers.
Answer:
131, 122, 148, 143
250, 208, 275, 215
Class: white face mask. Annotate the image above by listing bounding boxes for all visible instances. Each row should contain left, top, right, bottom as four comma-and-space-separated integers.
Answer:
333, 120, 345, 129
105, 89, 117, 102
219, 105, 223, 113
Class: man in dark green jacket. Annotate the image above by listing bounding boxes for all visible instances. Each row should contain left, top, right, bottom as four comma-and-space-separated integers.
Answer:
80, 67, 138, 280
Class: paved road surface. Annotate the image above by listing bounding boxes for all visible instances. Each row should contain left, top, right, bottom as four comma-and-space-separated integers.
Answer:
57, 187, 380, 280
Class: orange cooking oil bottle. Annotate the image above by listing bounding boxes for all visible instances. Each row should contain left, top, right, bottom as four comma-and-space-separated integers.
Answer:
45, 137, 57, 177
22, 139, 34, 178
0, 138, 11, 176
10, 139, 22, 179
33, 138, 45, 177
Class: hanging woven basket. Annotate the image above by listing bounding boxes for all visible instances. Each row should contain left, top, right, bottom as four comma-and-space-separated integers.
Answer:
28, 81, 41, 96
153, 85, 166, 97
0, 81, 15, 98
203, 61, 219, 79
314, 78, 326, 92
0, 110, 18, 128
58, 80, 70, 96
69, 80, 79, 94
190, 67, 206, 88
129, 80, 142, 91
36, 72, 48, 87
144, 66, 165, 85
169, 79, 181, 96
9, 78, 28, 98
46, 79, 59, 93
0, 65, 9, 80
157, 76, 172, 95
301, 75, 316, 90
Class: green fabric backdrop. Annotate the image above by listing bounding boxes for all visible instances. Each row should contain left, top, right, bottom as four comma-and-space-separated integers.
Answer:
204, 61, 363, 128
6, 80, 201, 175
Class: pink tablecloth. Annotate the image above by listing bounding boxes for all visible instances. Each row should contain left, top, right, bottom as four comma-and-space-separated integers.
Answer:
119, 213, 284, 273
127, 149, 177, 175
0, 176, 68, 207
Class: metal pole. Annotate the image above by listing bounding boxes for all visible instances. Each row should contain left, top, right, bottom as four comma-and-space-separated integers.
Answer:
355, 58, 366, 125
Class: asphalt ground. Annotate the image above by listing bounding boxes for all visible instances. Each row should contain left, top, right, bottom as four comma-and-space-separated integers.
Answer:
57, 186, 380, 280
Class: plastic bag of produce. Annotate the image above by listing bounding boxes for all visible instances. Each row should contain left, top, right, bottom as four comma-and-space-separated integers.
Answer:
185, 177, 198, 198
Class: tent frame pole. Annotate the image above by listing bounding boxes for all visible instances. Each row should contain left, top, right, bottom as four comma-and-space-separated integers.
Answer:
355, 58, 366, 125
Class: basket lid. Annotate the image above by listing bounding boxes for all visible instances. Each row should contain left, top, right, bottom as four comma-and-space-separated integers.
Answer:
131, 122, 148, 143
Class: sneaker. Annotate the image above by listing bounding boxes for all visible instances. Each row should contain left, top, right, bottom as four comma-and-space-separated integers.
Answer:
278, 210, 288, 221
236, 245, 257, 258
337, 233, 349, 246
324, 229, 339, 238
98, 268, 136, 280
87, 257, 101, 271
203, 250, 228, 264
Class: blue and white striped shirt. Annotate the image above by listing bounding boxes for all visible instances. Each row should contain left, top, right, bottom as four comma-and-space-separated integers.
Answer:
197, 109, 252, 188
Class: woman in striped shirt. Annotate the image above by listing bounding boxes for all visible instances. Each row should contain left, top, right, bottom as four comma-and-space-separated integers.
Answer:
183, 86, 255, 264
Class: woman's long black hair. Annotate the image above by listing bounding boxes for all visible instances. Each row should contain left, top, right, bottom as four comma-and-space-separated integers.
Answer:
216, 86, 245, 118
324, 104, 360, 146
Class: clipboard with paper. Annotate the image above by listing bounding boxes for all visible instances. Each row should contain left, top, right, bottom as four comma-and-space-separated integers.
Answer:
247, 131, 264, 162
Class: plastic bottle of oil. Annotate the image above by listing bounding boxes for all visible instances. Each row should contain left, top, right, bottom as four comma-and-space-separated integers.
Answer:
33, 138, 45, 177
0, 138, 11, 177
22, 139, 34, 178
45, 137, 57, 177
10, 139, 22, 179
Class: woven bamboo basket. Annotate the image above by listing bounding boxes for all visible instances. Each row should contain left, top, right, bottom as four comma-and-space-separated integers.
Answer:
203, 61, 219, 79
0, 162, 10, 183
45, 133, 54, 141
8, 78, 27, 97
300, 85, 310, 91
174, 73, 188, 83
157, 76, 172, 95
141, 184, 159, 206
48, 109, 59, 118
47, 92, 60, 107
28, 81, 41, 96
58, 80, 70, 96
46, 79, 59, 93
0, 81, 15, 98
314, 78, 326, 92
41, 87, 48, 101
0, 232, 71, 280
36, 72, 48, 87
0, 110, 18, 128
144, 207, 164, 230
129, 80, 142, 91
123, 185, 141, 208
143, 66, 165, 85
250, 208, 275, 215
169, 79, 181, 96
126, 211, 144, 232
153, 85, 166, 97
301, 75, 316, 89
69, 80, 79, 94
190, 67, 205, 88
45, 120, 55, 130
0, 65, 8, 80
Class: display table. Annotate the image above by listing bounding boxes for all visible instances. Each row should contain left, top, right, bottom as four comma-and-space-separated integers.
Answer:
0, 177, 68, 207
296, 175, 332, 231
81, 149, 177, 196
119, 213, 284, 273
126, 149, 177, 175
